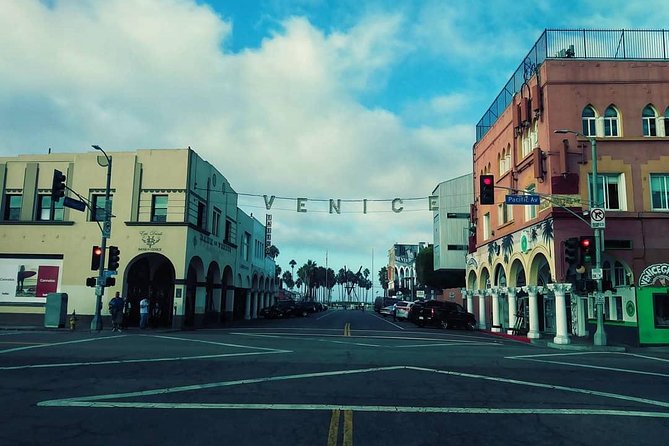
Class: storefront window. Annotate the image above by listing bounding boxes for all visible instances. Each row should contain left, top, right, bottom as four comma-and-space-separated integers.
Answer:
654, 293, 669, 328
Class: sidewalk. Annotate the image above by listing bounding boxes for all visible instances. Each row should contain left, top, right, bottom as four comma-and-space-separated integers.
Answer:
482, 330, 629, 352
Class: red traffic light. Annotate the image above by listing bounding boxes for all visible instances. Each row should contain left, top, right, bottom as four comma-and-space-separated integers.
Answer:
580, 238, 591, 248
482, 176, 493, 185
93, 246, 103, 256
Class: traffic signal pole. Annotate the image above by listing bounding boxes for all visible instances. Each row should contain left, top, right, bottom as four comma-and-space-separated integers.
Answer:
590, 138, 607, 346
90, 146, 112, 332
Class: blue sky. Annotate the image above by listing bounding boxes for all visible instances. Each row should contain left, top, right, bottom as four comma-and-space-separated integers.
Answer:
2, 1, 668, 293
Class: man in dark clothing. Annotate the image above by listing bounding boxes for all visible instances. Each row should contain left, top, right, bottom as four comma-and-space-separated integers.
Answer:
108, 292, 124, 332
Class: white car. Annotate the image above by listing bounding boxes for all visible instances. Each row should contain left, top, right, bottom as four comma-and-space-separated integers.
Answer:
379, 305, 395, 317
394, 301, 413, 320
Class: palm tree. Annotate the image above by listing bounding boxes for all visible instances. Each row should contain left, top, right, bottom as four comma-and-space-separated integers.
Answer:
289, 259, 296, 281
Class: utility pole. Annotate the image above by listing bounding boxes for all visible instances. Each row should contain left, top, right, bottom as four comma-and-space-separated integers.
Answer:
555, 130, 606, 346
90, 145, 112, 332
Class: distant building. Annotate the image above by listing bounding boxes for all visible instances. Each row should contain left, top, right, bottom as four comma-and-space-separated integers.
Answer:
465, 29, 669, 346
387, 242, 428, 298
432, 174, 472, 290
0, 148, 276, 328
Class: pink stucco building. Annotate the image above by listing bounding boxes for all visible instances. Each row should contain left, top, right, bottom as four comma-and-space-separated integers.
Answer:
465, 30, 669, 346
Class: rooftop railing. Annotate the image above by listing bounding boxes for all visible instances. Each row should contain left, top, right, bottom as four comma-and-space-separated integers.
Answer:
475, 29, 669, 142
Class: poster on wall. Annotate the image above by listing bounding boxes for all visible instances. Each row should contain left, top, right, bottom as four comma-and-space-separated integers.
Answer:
0, 258, 62, 302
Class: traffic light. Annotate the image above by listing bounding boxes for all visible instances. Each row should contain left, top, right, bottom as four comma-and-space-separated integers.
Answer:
86, 277, 97, 287
107, 246, 120, 271
91, 245, 103, 271
104, 277, 116, 287
579, 236, 595, 267
51, 169, 66, 201
480, 174, 495, 205
564, 237, 579, 267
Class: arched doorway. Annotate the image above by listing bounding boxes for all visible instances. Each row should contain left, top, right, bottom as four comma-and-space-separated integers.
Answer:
124, 253, 176, 328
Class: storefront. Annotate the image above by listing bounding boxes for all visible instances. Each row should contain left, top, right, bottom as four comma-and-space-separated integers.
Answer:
637, 263, 669, 345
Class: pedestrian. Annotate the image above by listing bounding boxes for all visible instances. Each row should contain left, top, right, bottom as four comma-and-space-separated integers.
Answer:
108, 292, 124, 332
392, 303, 397, 322
139, 296, 150, 329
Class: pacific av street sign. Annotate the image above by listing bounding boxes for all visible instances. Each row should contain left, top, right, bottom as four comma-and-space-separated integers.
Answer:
505, 194, 540, 205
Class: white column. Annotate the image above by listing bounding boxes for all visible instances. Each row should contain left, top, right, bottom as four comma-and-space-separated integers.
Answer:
244, 290, 251, 320
251, 292, 258, 319
491, 288, 501, 332
523, 286, 543, 339
548, 283, 572, 345
507, 287, 518, 335
576, 296, 589, 337
477, 290, 487, 330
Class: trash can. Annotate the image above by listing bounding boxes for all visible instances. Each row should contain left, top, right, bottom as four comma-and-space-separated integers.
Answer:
44, 293, 68, 328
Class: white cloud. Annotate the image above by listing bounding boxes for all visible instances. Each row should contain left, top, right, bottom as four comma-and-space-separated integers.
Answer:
0, 0, 460, 274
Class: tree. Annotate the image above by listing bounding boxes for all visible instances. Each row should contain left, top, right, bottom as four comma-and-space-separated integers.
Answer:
267, 245, 280, 259
281, 271, 294, 290
275, 264, 282, 288
378, 266, 389, 295
289, 259, 296, 279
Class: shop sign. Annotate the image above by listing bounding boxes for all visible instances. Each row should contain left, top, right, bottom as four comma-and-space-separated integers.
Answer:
638, 263, 669, 288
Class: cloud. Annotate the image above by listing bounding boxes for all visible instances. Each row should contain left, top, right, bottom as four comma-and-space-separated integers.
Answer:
0, 0, 459, 275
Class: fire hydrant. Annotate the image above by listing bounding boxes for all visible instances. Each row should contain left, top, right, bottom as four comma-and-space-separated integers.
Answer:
69, 310, 78, 331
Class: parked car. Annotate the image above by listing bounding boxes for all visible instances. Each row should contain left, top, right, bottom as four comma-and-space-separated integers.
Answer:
262, 301, 299, 318
295, 301, 317, 316
374, 297, 399, 313
379, 305, 395, 317
393, 301, 413, 320
415, 300, 476, 329
408, 300, 425, 324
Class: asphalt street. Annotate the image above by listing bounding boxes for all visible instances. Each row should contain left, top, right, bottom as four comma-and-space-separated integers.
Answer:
1, 308, 668, 446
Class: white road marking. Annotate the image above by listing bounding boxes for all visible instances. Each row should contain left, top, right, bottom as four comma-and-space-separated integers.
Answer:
0, 350, 291, 371
33, 402, 669, 418
316, 311, 339, 321
507, 358, 669, 379
145, 334, 283, 351
38, 365, 669, 415
372, 314, 404, 330
0, 336, 121, 354
394, 342, 500, 348
329, 340, 382, 347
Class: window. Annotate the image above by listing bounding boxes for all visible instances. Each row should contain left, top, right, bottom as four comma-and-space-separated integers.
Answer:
196, 201, 206, 229
241, 232, 250, 261
582, 105, 597, 137
37, 195, 64, 221
603, 106, 619, 137
525, 185, 537, 221
589, 173, 625, 210
497, 203, 512, 225
650, 174, 669, 210
483, 213, 491, 240
612, 296, 623, 321
91, 195, 112, 222
3, 194, 22, 221
151, 195, 168, 223
653, 293, 669, 328
642, 105, 658, 137
225, 219, 232, 242
212, 208, 221, 237
603, 260, 631, 288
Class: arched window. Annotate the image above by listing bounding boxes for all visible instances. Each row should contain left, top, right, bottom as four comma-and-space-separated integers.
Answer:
604, 106, 620, 137
642, 105, 658, 137
582, 105, 597, 137
498, 152, 503, 174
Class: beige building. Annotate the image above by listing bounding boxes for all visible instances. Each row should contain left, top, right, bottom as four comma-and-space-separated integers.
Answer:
0, 148, 277, 328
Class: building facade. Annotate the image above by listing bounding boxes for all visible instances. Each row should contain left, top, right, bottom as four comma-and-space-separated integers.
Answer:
388, 243, 427, 298
0, 148, 276, 328
465, 29, 669, 346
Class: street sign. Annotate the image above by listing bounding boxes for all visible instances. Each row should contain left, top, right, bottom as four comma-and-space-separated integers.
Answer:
595, 295, 605, 305
591, 268, 603, 280
63, 197, 86, 212
505, 194, 540, 205
416, 290, 425, 298
102, 220, 111, 238
590, 207, 606, 229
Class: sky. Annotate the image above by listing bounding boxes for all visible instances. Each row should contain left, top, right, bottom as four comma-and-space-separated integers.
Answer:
2, 0, 668, 292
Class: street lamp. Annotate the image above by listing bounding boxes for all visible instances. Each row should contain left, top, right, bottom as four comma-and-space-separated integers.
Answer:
90, 145, 113, 332
554, 129, 607, 346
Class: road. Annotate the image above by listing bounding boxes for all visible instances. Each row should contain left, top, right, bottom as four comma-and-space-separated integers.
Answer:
1, 308, 668, 446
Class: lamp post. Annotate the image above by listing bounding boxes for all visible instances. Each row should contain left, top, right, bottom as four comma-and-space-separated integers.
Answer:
554, 129, 607, 346
90, 145, 112, 332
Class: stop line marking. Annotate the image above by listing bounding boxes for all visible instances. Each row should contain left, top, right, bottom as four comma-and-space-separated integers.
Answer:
37, 364, 669, 418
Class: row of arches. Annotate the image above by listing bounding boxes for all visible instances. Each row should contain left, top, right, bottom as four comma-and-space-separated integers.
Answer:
582, 103, 669, 137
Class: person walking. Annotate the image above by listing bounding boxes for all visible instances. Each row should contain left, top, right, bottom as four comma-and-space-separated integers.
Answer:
108, 292, 124, 332
139, 296, 150, 329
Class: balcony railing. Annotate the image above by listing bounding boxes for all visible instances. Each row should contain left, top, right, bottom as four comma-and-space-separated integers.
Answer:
475, 29, 669, 143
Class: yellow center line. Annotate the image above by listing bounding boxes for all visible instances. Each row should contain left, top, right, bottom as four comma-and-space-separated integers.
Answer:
327, 409, 341, 446
343, 409, 353, 446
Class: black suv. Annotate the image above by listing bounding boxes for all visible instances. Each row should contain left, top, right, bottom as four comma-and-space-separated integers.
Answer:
416, 301, 476, 330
